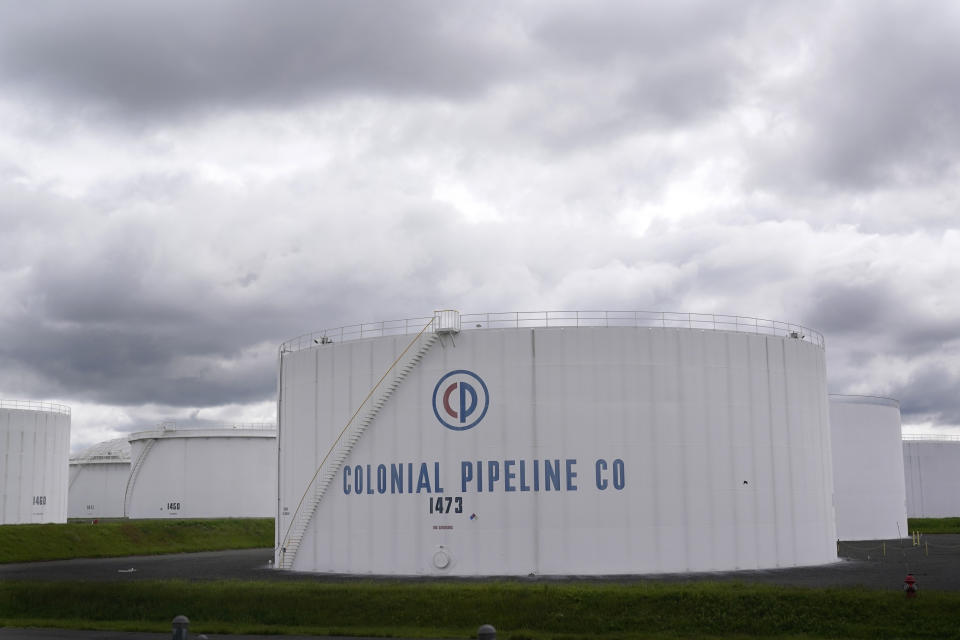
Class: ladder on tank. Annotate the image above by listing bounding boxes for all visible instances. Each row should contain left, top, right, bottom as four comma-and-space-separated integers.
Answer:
122, 438, 156, 517
278, 319, 443, 570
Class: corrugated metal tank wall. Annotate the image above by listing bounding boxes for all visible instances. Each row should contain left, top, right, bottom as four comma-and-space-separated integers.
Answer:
903, 440, 960, 517
278, 325, 837, 575
0, 403, 71, 524
126, 428, 276, 519
68, 438, 131, 519
69, 462, 130, 518
829, 396, 907, 540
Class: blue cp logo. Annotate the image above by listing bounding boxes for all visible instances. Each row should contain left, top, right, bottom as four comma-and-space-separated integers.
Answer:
432, 370, 490, 431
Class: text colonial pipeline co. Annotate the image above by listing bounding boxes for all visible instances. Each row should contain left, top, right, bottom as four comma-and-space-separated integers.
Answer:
342, 458, 626, 495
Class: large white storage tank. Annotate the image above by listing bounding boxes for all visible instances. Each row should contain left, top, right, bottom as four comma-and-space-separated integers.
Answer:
903, 437, 960, 518
68, 438, 131, 519
829, 395, 907, 540
125, 423, 276, 519
277, 311, 837, 575
0, 400, 71, 524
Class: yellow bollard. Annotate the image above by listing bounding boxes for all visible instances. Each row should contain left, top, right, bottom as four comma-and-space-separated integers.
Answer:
883, 542, 886, 557
925, 541, 929, 556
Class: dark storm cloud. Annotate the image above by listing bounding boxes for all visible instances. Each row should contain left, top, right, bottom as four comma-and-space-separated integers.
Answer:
899, 320, 960, 357
0, 0, 524, 119
506, 1, 754, 150
1, 185, 263, 407
0, 319, 272, 407
803, 282, 893, 335
532, 0, 751, 64
2, 270, 330, 408
802, 279, 960, 426
753, 2, 960, 191
0, 0, 764, 139
514, 53, 741, 153
0, 178, 461, 410
620, 55, 737, 125
0, 240, 282, 406
891, 363, 960, 426
803, 280, 959, 356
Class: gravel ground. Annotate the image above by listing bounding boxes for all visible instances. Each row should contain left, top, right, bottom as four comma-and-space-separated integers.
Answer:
2, 534, 959, 591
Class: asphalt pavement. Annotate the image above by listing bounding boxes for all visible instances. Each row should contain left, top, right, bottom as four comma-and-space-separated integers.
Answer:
3, 536, 960, 590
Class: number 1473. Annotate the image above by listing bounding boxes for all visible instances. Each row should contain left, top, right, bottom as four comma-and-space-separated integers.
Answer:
429, 496, 463, 514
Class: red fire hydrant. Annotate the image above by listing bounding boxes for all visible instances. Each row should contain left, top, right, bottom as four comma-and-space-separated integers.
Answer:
903, 574, 918, 598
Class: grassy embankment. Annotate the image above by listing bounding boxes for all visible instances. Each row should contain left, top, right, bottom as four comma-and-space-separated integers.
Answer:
0, 518, 273, 563
4, 519, 960, 638
908, 517, 960, 534
2, 580, 960, 639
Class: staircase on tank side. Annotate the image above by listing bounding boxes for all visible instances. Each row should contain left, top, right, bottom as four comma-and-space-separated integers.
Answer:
68, 467, 81, 492
122, 438, 157, 517
278, 328, 441, 569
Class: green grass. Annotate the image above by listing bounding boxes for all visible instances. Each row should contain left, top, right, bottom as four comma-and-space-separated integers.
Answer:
1, 580, 959, 639
4, 522, 960, 639
0, 518, 273, 563
908, 517, 960, 534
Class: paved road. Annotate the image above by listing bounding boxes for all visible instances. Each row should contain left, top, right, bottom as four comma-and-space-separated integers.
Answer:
0, 548, 279, 583
2, 536, 960, 590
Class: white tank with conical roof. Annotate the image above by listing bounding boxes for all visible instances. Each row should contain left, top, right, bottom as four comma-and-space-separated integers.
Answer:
68, 437, 131, 518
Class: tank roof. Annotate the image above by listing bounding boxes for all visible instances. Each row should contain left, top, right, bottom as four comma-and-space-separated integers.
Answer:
0, 399, 71, 415
128, 422, 277, 442
70, 437, 131, 463
281, 310, 824, 353
829, 394, 900, 408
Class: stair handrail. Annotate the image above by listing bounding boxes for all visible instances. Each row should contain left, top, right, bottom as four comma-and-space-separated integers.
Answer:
68, 466, 82, 492
122, 438, 156, 517
278, 316, 436, 558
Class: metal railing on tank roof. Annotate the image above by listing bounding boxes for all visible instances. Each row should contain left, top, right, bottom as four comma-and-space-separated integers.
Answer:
281, 316, 435, 352
127, 422, 277, 442
461, 311, 824, 347
70, 452, 132, 463
0, 399, 71, 415
280, 310, 824, 353
903, 434, 960, 442
154, 421, 276, 432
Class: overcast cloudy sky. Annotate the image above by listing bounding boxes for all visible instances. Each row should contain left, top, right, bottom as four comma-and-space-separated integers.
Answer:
1, 1, 958, 450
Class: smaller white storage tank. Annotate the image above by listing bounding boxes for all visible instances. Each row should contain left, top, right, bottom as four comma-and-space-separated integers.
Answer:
829, 395, 907, 540
903, 437, 960, 518
0, 400, 71, 524
125, 423, 276, 519
68, 438, 131, 519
